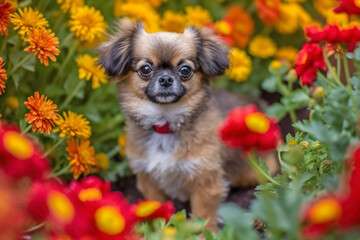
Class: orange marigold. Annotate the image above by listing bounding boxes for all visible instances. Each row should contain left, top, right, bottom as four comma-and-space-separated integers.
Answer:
24, 28, 60, 66
0, 1, 14, 36
24, 92, 59, 135
255, 0, 281, 25
0, 57, 7, 95
225, 6, 254, 48
66, 139, 97, 179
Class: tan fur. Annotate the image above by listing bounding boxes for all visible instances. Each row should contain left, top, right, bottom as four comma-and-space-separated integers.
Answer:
98, 19, 279, 232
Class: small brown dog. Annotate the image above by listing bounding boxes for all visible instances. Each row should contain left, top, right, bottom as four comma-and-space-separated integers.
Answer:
98, 19, 278, 231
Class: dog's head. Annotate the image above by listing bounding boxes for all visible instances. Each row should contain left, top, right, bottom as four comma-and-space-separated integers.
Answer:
98, 19, 229, 105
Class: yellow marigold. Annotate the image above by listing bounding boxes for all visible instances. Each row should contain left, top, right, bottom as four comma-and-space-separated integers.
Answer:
10, 7, 49, 37
226, 48, 252, 83
24, 28, 60, 66
54, 111, 91, 139
117, 0, 167, 8
24, 92, 59, 135
284, 0, 305, 2
69, 5, 106, 42
0, 57, 6, 95
325, 11, 360, 28
5, 96, 19, 110
274, 4, 300, 34
96, 153, 109, 170
114, 2, 160, 33
7, 0, 18, 8
276, 46, 299, 65
57, 0, 84, 13
185, 6, 212, 28
76, 54, 107, 89
249, 36, 277, 59
161, 10, 186, 33
66, 139, 97, 179
313, 0, 337, 17
117, 133, 126, 157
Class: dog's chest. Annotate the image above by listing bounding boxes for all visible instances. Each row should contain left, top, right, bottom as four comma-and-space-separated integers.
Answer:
131, 133, 200, 201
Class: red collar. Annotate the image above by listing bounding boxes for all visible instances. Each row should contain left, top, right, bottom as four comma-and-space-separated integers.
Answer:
153, 123, 173, 134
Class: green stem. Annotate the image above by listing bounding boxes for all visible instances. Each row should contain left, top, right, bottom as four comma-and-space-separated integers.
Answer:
317, 72, 336, 88
53, 13, 65, 32
59, 80, 85, 110
9, 53, 32, 76
289, 110, 297, 123
43, 138, 66, 158
0, 37, 7, 54
247, 152, 280, 186
24, 222, 45, 233
343, 55, 360, 116
53, 37, 77, 85
336, 53, 341, 80
22, 125, 32, 135
48, 164, 71, 178
107, 145, 120, 158
323, 47, 345, 89
275, 75, 290, 96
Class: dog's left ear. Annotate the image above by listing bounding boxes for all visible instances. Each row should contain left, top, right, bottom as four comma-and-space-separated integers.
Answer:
184, 26, 230, 77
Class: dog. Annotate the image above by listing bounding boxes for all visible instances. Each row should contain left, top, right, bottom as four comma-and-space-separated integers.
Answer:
98, 19, 278, 231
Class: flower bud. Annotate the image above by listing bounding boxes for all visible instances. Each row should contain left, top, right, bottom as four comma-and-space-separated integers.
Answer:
300, 141, 309, 148
269, 60, 283, 74
320, 160, 331, 173
286, 69, 297, 83
312, 86, 325, 103
5, 96, 19, 110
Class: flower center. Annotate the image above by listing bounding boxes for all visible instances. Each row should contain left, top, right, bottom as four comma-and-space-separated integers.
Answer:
215, 20, 231, 35
355, 0, 360, 8
3, 131, 34, 159
135, 201, 161, 217
95, 206, 125, 235
244, 112, 270, 134
47, 191, 74, 224
309, 198, 342, 224
78, 188, 102, 201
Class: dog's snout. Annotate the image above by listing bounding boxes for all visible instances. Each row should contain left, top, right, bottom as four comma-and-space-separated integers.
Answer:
159, 75, 173, 87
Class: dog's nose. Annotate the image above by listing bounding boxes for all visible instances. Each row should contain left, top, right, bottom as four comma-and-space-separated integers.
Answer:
159, 75, 173, 87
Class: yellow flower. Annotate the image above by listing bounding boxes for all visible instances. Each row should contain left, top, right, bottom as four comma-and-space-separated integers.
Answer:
161, 10, 186, 33
249, 36, 277, 59
274, 3, 312, 34
116, 0, 167, 8
7, 0, 18, 8
313, 0, 337, 17
57, 0, 84, 13
284, 0, 306, 2
117, 133, 126, 157
10, 7, 49, 37
69, 5, 106, 42
66, 139, 97, 179
226, 48, 252, 83
5, 96, 19, 110
76, 54, 107, 89
54, 111, 91, 139
185, 6, 212, 28
276, 46, 299, 65
96, 153, 110, 170
324, 10, 360, 28
114, 2, 160, 33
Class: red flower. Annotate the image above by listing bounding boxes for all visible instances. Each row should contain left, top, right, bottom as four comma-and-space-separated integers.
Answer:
69, 176, 111, 203
294, 43, 326, 86
0, 122, 49, 181
0, 1, 14, 36
132, 200, 175, 222
334, 0, 360, 15
255, 0, 281, 25
218, 105, 282, 153
305, 24, 360, 52
300, 146, 360, 239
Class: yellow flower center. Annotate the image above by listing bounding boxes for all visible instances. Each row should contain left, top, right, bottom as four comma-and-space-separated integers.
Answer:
3, 131, 34, 159
215, 20, 231, 35
270, 60, 282, 71
135, 201, 161, 217
47, 191, 74, 224
300, 52, 308, 64
287, 139, 297, 146
78, 188, 102, 201
95, 206, 125, 235
309, 198, 342, 224
355, 0, 360, 8
244, 112, 270, 134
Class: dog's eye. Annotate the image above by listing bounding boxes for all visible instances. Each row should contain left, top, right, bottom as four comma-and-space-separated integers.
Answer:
139, 65, 152, 77
179, 66, 192, 78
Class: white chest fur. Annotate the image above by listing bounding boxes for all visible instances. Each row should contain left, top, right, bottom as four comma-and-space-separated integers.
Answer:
131, 133, 201, 201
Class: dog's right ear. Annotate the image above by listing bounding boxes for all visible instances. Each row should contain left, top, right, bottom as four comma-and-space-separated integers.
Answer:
97, 19, 145, 77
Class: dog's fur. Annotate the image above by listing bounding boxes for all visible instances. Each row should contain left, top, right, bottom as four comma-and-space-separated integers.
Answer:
98, 19, 278, 231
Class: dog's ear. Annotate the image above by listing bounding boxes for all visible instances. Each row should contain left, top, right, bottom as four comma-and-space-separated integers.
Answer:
97, 18, 145, 77
184, 26, 230, 77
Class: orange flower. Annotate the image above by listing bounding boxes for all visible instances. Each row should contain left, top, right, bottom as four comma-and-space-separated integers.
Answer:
225, 6, 254, 48
66, 139, 97, 179
0, 1, 14, 36
24, 92, 59, 135
255, 0, 281, 25
0, 57, 7, 95
24, 28, 60, 66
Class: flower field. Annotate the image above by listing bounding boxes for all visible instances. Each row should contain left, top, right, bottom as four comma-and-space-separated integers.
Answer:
0, 0, 360, 239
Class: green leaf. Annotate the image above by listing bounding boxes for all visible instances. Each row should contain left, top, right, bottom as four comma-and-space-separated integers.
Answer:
266, 103, 287, 121
261, 76, 277, 93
